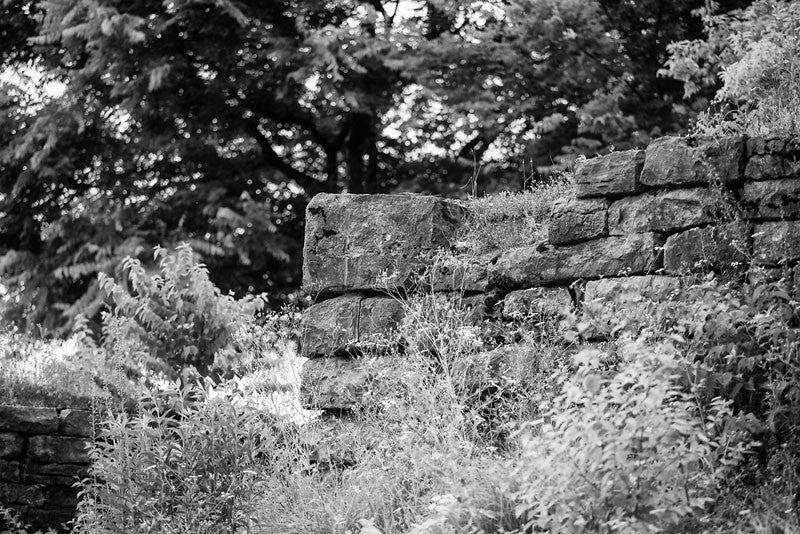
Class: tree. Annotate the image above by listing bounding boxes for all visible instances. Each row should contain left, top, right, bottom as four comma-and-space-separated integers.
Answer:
0, 0, 749, 334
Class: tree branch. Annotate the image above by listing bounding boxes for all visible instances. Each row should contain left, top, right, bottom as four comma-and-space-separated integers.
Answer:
242, 118, 322, 191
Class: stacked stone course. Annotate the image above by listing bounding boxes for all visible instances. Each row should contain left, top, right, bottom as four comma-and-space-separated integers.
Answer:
300, 135, 800, 411
0, 404, 92, 531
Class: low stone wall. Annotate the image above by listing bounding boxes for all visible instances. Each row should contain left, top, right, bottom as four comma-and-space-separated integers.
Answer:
0, 404, 93, 531
300, 135, 800, 410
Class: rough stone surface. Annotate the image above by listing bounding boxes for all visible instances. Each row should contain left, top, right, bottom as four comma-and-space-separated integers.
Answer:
641, 136, 744, 187
0, 406, 59, 434
548, 197, 609, 245
489, 233, 664, 288
741, 178, 800, 219
429, 255, 490, 292
747, 137, 800, 156
608, 188, 716, 235
303, 193, 466, 293
574, 149, 644, 198
664, 223, 750, 273
34, 463, 90, 477
0, 482, 46, 505
58, 409, 92, 437
744, 155, 800, 181
0, 432, 24, 459
301, 295, 404, 358
300, 357, 376, 410
27, 436, 89, 464
584, 276, 682, 304
753, 221, 800, 264
502, 288, 573, 319
0, 459, 21, 482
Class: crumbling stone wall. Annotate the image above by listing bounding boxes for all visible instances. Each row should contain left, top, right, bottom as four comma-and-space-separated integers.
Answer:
0, 404, 92, 531
300, 136, 800, 410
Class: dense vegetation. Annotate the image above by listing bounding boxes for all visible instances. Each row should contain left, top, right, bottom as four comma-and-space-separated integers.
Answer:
2, 0, 800, 533
0, 0, 755, 333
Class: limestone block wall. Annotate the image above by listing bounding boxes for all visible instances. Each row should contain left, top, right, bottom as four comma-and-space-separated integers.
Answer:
0, 404, 92, 531
300, 135, 800, 411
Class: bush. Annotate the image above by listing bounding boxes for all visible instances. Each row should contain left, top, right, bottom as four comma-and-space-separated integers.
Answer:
98, 243, 267, 379
74, 382, 297, 534
664, 0, 800, 136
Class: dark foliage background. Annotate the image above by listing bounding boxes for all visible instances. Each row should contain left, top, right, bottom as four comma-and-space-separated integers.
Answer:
0, 0, 750, 333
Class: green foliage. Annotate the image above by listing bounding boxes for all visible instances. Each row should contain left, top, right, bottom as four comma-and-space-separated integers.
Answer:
98, 243, 268, 379
0, 0, 746, 334
0, 327, 133, 407
513, 343, 747, 533
664, 0, 800, 136
74, 383, 294, 534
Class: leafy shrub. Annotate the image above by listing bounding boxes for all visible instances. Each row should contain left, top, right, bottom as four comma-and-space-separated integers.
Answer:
0, 327, 131, 407
74, 382, 296, 534
512, 342, 749, 533
98, 243, 267, 379
664, 0, 800, 136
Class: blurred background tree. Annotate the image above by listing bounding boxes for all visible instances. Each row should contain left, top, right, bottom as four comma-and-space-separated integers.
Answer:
0, 0, 752, 334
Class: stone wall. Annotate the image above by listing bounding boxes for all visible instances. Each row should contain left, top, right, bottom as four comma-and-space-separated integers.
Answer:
300, 135, 800, 410
0, 404, 92, 531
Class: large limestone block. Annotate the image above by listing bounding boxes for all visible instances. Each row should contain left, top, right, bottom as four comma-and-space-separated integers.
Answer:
489, 233, 663, 289
641, 136, 744, 187
429, 254, 490, 292
741, 179, 800, 219
664, 223, 750, 273
58, 409, 92, 438
27, 436, 89, 464
300, 357, 375, 410
0, 406, 58, 434
0, 482, 45, 505
745, 137, 800, 180
753, 221, 800, 264
502, 287, 573, 319
608, 188, 716, 235
0, 459, 20, 482
548, 197, 609, 245
574, 149, 644, 198
0, 432, 23, 459
303, 193, 466, 293
301, 295, 404, 358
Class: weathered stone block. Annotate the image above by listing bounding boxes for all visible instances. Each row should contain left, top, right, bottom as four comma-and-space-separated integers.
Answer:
300, 357, 376, 410
747, 137, 800, 156
25, 508, 76, 532
0, 459, 21, 482
429, 255, 490, 292
641, 136, 743, 187
664, 223, 750, 273
0, 482, 45, 505
489, 233, 664, 289
34, 463, 90, 477
0, 406, 59, 434
301, 296, 404, 358
548, 197, 609, 245
23, 474, 78, 487
584, 275, 682, 336
303, 193, 466, 293
574, 149, 644, 198
744, 155, 800, 181
502, 287, 573, 319
58, 409, 92, 438
608, 188, 716, 235
27, 436, 89, 464
753, 221, 800, 264
0, 432, 24, 459
741, 179, 800, 219
584, 275, 681, 303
